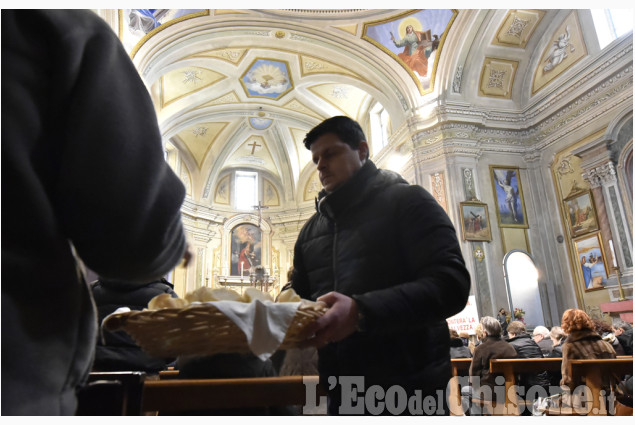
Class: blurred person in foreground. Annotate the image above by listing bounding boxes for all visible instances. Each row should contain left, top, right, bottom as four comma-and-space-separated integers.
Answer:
2, 10, 188, 415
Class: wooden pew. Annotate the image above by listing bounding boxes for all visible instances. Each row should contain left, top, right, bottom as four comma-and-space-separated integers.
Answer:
158, 370, 180, 380
546, 357, 633, 416
448, 358, 473, 416
488, 358, 562, 415
78, 372, 147, 415
141, 375, 325, 413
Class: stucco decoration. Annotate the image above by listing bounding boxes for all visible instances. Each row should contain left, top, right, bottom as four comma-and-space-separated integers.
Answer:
283, 98, 325, 121
160, 67, 226, 108
214, 174, 230, 205
177, 122, 229, 168
225, 135, 279, 176
479, 58, 518, 99
532, 11, 587, 94
187, 48, 248, 65
304, 170, 322, 201
179, 160, 192, 197
202, 91, 241, 107
300, 55, 362, 80
493, 9, 545, 49
430, 171, 448, 212
263, 179, 280, 207
308, 83, 368, 119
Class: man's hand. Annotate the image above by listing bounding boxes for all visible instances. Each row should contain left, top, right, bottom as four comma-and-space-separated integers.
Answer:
308, 291, 360, 348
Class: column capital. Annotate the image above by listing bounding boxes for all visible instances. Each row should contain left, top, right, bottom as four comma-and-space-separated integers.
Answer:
581, 161, 617, 188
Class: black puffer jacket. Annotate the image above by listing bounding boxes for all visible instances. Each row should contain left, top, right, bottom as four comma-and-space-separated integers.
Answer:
450, 337, 473, 358
292, 160, 470, 404
507, 333, 551, 389
91, 278, 178, 372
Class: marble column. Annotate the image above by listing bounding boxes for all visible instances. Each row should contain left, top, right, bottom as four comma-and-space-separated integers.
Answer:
582, 161, 633, 269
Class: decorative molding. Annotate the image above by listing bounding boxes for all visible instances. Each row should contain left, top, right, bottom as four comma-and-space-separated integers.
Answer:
430, 171, 448, 212
411, 64, 632, 153
452, 65, 463, 93
462, 168, 477, 201
581, 162, 617, 188
557, 156, 575, 176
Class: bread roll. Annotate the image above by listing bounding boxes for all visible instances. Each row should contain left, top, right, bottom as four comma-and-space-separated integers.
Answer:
207, 288, 245, 302
147, 293, 189, 310
277, 288, 301, 303
185, 286, 218, 303
244, 287, 273, 303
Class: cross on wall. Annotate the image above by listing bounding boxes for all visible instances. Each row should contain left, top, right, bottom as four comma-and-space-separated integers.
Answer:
248, 140, 261, 155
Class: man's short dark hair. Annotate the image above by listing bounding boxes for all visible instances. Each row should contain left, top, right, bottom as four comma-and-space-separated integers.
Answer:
507, 320, 526, 335
303, 116, 367, 153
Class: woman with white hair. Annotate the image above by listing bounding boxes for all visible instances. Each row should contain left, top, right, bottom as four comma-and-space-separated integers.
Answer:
532, 325, 553, 356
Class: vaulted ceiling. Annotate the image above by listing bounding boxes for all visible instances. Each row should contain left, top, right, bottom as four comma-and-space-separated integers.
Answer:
99, 9, 608, 211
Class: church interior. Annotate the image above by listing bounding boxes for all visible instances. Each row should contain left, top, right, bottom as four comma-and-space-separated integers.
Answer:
93, 8, 633, 329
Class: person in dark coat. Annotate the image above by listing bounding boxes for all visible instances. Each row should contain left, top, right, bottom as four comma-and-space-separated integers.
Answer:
532, 325, 553, 356
559, 309, 616, 408
614, 320, 633, 355
2, 10, 188, 415
593, 318, 626, 356
91, 277, 179, 373
464, 316, 516, 413
497, 309, 509, 337
450, 329, 472, 358
506, 321, 551, 395
291, 116, 471, 415
546, 326, 566, 387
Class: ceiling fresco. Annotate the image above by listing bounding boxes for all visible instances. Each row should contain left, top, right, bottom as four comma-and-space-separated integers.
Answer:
106, 8, 616, 212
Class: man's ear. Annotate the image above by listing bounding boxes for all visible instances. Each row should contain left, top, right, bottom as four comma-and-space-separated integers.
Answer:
358, 141, 369, 161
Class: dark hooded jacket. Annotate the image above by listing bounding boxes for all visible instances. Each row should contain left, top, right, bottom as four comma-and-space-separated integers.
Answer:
507, 333, 551, 389
2, 10, 186, 415
450, 337, 473, 358
91, 278, 179, 373
292, 160, 470, 411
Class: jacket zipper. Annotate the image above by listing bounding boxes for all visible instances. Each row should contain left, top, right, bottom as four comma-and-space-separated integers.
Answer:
333, 221, 338, 292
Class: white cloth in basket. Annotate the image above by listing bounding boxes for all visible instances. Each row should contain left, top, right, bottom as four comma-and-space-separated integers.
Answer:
203, 300, 301, 361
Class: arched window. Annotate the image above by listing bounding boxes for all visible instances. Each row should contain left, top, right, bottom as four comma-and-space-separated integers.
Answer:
369, 102, 389, 154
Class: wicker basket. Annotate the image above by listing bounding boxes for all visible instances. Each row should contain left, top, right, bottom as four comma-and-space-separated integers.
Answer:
102, 301, 327, 358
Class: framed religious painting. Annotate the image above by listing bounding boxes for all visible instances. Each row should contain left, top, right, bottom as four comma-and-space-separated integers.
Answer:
574, 232, 608, 292
563, 190, 599, 238
459, 201, 492, 242
230, 223, 262, 276
490, 165, 529, 228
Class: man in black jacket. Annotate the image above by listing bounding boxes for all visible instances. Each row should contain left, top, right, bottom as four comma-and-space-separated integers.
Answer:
614, 320, 633, 355
506, 321, 551, 408
291, 116, 471, 415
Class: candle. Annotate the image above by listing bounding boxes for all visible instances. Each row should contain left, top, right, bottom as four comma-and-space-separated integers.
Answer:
241, 262, 244, 276
609, 240, 618, 268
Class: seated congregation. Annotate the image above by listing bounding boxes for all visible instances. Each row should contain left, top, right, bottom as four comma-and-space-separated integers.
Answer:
81, 287, 633, 416
453, 308, 632, 416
